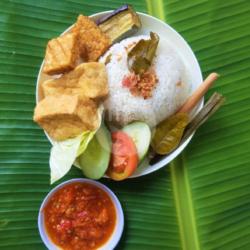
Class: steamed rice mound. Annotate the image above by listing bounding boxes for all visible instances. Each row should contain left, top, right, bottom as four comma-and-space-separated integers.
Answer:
100, 35, 190, 127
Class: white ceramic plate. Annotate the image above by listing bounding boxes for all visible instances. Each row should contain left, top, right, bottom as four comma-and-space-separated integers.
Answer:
36, 11, 203, 178
38, 178, 124, 250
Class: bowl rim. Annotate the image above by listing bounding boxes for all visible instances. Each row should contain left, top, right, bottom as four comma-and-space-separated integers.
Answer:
35, 10, 203, 178
38, 178, 124, 250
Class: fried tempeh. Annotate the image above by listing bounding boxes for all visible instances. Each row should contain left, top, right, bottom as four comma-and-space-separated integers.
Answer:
72, 15, 111, 61
43, 32, 79, 75
33, 95, 98, 141
42, 62, 109, 101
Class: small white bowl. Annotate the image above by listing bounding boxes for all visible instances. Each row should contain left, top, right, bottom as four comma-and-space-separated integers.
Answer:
36, 11, 203, 178
38, 178, 124, 250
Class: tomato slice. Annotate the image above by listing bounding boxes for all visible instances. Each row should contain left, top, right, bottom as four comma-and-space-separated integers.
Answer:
106, 131, 138, 181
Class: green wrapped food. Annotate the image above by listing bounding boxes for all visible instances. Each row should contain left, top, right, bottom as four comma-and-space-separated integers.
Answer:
128, 32, 159, 74
151, 113, 189, 155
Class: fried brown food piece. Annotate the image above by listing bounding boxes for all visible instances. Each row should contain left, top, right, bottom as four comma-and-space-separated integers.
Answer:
33, 95, 98, 141
43, 32, 79, 75
73, 15, 110, 61
42, 62, 109, 101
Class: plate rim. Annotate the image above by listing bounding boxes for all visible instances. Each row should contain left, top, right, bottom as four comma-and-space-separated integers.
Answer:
35, 10, 203, 179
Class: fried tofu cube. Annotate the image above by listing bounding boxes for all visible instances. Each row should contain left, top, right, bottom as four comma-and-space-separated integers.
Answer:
33, 95, 98, 141
78, 62, 109, 100
43, 32, 79, 75
42, 78, 82, 98
73, 15, 110, 61
42, 62, 109, 100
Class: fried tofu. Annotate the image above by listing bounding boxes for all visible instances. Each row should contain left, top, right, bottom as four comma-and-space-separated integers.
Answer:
35, 15, 110, 141
43, 32, 79, 75
78, 62, 109, 100
33, 95, 98, 141
73, 15, 110, 61
42, 62, 109, 101
42, 14, 110, 74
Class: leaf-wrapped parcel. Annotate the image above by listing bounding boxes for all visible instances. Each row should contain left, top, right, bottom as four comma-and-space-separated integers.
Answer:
128, 32, 159, 74
151, 113, 189, 155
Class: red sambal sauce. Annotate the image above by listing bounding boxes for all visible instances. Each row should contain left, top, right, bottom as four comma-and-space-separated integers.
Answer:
43, 182, 116, 250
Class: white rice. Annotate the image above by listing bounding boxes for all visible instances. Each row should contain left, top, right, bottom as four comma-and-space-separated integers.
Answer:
99, 35, 190, 127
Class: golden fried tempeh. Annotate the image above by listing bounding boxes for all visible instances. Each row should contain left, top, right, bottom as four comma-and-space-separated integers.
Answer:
72, 15, 110, 61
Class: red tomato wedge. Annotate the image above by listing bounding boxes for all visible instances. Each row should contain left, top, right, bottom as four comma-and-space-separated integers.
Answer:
106, 131, 138, 181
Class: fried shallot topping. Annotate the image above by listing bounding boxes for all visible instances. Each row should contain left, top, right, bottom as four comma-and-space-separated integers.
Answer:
122, 69, 158, 99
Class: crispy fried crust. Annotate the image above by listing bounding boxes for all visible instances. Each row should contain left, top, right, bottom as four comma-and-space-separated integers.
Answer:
42, 62, 109, 101
73, 15, 111, 62
35, 15, 110, 140
33, 95, 98, 141
43, 32, 79, 75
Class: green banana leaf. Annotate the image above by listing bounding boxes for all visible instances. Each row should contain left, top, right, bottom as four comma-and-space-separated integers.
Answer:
0, 0, 250, 249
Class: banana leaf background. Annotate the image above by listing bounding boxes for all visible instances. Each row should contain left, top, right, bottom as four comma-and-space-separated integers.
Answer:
0, 0, 250, 249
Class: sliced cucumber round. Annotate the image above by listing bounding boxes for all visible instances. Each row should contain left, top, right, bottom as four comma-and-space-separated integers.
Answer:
122, 121, 151, 161
78, 124, 111, 179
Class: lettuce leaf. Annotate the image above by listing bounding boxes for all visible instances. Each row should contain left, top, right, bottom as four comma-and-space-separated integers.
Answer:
50, 131, 97, 184
50, 133, 80, 184
49, 106, 103, 184
77, 131, 96, 157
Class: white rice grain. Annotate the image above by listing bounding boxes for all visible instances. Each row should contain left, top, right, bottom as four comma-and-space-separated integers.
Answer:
99, 35, 190, 127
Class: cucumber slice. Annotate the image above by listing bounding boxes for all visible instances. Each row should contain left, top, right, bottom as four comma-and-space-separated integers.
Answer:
78, 124, 111, 179
122, 122, 151, 161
